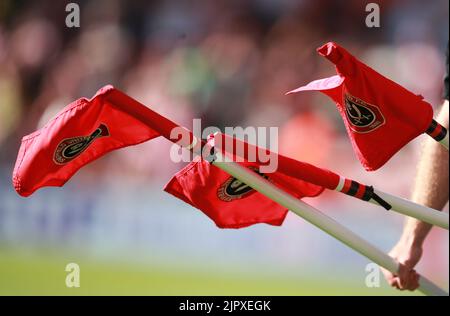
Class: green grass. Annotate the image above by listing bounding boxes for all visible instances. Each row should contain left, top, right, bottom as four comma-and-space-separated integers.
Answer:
0, 248, 415, 296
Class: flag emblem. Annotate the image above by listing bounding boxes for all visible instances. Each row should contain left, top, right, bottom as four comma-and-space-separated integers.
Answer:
217, 167, 269, 202
344, 93, 385, 133
53, 123, 109, 164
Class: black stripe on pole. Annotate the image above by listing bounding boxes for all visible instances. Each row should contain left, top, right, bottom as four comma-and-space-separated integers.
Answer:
347, 181, 359, 196
435, 126, 447, 141
361, 186, 373, 201
426, 119, 448, 141
426, 119, 438, 134
342, 183, 392, 210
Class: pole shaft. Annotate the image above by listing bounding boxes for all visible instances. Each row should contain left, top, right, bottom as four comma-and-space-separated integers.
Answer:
371, 190, 448, 230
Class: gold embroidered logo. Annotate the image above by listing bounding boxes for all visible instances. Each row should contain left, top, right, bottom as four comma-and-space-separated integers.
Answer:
217, 167, 269, 202
54, 124, 109, 164
344, 93, 385, 133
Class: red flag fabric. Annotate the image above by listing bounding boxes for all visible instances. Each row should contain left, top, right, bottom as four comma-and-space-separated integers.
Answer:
12, 85, 161, 197
14, 84, 382, 228
164, 133, 328, 228
287, 42, 434, 171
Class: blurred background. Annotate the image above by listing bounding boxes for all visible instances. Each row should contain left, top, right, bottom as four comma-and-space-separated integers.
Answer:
0, 0, 448, 295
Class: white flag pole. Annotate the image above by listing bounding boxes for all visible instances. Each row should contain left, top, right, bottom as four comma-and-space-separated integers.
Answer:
333, 176, 448, 230
212, 151, 448, 296
370, 190, 448, 230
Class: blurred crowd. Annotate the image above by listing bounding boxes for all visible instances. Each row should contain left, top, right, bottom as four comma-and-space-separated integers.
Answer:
0, 0, 448, 185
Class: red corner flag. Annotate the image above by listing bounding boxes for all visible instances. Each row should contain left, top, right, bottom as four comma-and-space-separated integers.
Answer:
287, 42, 440, 171
12, 85, 161, 197
14, 85, 383, 228
164, 133, 328, 228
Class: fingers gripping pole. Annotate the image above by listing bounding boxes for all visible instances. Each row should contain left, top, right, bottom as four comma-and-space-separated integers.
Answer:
212, 152, 448, 296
